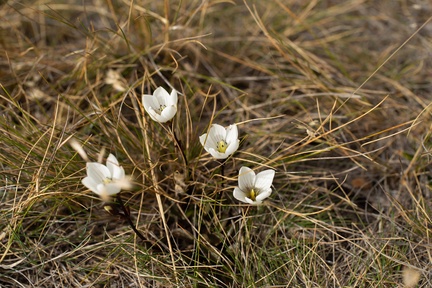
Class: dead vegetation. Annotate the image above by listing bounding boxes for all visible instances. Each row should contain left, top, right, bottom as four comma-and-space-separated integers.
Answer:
1, 0, 431, 287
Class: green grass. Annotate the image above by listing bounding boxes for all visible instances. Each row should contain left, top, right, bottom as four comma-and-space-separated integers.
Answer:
1, 0, 432, 287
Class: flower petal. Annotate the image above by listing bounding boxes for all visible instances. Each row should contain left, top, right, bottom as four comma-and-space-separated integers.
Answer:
82, 176, 100, 194
86, 163, 111, 182
142, 94, 159, 112
224, 139, 239, 156
208, 148, 227, 159
233, 187, 247, 203
96, 183, 107, 196
147, 107, 166, 122
160, 105, 177, 122
113, 166, 125, 180
244, 197, 257, 205
255, 188, 272, 202
206, 124, 227, 154
104, 182, 122, 195
210, 124, 227, 142
254, 169, 275, 191
200, 132, 217, 152
167, 89, 178, 107
199, 133, 210, 151
106, 154, 119, 176
107, 157, 125, 180
153, 87, 170, 106
238, 166, 255, 191
225, 124, 238, 144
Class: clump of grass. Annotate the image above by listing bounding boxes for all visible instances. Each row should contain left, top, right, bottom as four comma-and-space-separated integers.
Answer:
1, 0, 432, 287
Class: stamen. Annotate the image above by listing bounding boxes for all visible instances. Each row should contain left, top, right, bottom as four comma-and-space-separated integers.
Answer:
216, 140, 228, 153
250, 188, 256, 201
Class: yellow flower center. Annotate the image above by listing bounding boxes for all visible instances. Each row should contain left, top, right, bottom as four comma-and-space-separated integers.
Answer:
216, 140, 228, 153
103, 178, 112, 184
249, 188, 256, 201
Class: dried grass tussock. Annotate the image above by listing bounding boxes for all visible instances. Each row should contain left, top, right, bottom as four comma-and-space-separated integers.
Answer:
1, 0, 432, 287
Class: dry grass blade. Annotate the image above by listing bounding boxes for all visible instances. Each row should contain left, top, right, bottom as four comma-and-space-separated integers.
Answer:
1, 0, 432, 287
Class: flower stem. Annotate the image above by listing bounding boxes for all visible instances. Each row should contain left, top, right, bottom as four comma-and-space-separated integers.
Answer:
116, 194, 146, 242
169, 123, 188, 167
215, 159, 226, 200
220, 159, 227, 185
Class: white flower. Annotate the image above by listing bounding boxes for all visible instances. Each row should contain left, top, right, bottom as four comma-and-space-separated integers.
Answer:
142, 87, 178, 123
199, 124, 239, 159
233, 166, 275, 205
82, 154, 126, 197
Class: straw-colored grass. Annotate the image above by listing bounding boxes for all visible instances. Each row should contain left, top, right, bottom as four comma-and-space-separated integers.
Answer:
1, 0, 431, 287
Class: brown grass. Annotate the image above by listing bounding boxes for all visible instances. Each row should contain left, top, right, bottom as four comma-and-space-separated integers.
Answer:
1, 0, 431, 287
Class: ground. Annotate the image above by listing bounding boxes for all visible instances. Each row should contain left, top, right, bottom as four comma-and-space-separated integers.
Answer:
0, 0, 431, 287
